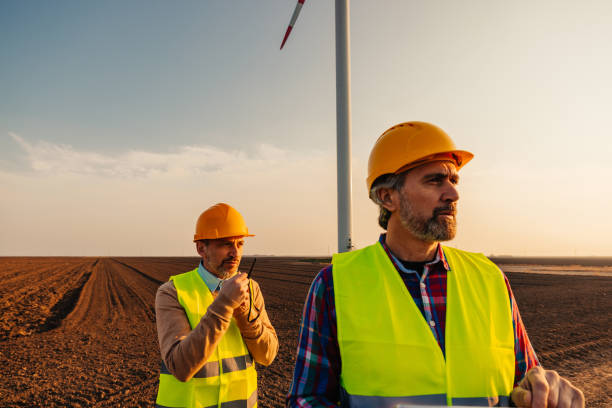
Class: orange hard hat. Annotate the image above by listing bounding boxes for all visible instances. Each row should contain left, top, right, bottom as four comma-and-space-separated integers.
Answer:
193, 203, 254, 242
366, 121, 474, 191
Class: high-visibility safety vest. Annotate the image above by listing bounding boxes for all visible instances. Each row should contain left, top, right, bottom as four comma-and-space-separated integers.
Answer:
156, 268, 258, 408
332, 243, 514, 407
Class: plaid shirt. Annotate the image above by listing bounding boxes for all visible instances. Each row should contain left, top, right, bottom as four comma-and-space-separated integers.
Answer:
287, 235, 539, 407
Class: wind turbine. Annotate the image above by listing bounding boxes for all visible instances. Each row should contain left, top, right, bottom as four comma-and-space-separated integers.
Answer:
280, 0, 354, 253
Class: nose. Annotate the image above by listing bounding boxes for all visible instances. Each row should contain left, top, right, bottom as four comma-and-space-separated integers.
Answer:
228, 243, 239, 258
442, 181, 459, 203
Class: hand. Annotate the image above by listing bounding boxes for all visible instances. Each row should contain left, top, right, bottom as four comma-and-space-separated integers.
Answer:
233, 292, 250, 316
511, 366, 584, 408
217, 272, 249, 309
233, 300, 250, 320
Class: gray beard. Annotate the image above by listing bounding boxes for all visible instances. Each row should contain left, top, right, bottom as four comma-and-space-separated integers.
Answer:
202, 259, 233, 280
216, 269, 231, 280
399, 194, 457, 242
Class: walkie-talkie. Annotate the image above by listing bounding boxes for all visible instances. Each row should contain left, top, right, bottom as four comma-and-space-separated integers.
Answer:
246, 258, 259, 323
247, 258, 257, 279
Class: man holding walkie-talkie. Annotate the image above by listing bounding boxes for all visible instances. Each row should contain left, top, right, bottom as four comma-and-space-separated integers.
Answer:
155, 203, 278, 408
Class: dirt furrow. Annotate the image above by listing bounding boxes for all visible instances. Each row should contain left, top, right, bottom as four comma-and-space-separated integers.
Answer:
63, 259, 113, 329
0, 260, 94, 340
36, 261, 95, 333
0, 258, 87, 287
112, 257, 197, 283
110, 258, 163, 285
106, 259, 158, 322
61, 258, 160, 328
538, 336, 612, 361
0, 263, 81, 307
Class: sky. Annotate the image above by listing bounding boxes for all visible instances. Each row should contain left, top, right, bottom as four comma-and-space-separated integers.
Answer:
1, 0, 611, 257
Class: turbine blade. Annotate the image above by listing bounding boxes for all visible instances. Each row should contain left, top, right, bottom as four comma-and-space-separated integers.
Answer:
280, 26, 293, 50
280, 0, 305, 49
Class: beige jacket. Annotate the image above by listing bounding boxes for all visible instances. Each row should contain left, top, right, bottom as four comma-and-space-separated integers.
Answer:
155, 277, 278, 382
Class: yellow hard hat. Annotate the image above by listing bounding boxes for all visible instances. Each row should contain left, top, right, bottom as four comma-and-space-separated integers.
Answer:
366, 121, 474, 191
193, 203, 254, 242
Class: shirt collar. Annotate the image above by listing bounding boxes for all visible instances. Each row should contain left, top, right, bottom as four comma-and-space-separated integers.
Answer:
379, 233, 450, 273
197, 261, 223, 292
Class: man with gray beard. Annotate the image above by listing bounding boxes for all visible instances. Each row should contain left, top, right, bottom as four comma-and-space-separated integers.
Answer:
287, 122, 584, 408
155, 203, 277, 408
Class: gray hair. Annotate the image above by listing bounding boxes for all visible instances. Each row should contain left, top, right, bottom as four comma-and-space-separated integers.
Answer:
369, 172, 407, 229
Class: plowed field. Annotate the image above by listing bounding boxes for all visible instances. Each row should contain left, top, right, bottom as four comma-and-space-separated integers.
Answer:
0, 257, 610, 407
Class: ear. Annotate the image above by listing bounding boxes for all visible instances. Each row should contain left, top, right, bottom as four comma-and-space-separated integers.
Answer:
377, 187, 400, 212
195, 241, 206, 257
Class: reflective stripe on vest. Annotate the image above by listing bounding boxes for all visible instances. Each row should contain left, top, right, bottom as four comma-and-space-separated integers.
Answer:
156, 268, 258, 408
160, 354, 253, 379
341, 390, 510, 407
156, 390, 257, 408
332, 244, 514, 406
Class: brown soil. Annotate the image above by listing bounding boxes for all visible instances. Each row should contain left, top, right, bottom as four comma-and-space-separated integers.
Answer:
0, 257, 609, 407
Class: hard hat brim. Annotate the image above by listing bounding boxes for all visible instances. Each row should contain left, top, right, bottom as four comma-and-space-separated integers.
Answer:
193, 233, 255, 242
367, 150, 474, 190
394, 150, 474, 174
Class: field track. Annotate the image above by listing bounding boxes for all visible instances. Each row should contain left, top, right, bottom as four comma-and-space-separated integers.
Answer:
0, 257, 610, 407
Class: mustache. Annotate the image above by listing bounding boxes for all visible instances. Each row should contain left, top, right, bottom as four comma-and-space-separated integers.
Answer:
433, 203, 457, 217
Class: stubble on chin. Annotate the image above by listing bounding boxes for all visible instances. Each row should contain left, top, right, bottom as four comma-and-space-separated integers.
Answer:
427, 215, 456, 241
216, 270, 231, 280
218, 264, 241, 280
399, 197, 457, 242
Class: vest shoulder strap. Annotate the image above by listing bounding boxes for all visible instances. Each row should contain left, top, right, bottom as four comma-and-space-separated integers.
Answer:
442, 246, 504, 280
169, 267, 198, 286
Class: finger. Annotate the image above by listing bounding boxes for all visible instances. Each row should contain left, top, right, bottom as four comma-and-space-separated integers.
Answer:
527, 367, 549, 408
545, 370, 560, 407
570, 387, 585, 408
557, 393, 571, 408
557, 378, 583, 408
511, 389, 531, 407
511, 387, 532, 408
234, 272, 248, 283
242, 279, 251, 290
237, 280, 247, 291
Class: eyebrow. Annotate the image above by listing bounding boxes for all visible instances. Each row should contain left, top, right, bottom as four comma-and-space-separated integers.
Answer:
221, 239, 244, 245
422, 172, 460, 182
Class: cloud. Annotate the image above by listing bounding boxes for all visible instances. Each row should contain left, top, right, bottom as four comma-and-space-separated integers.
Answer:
8, 132, 307, 179
2, 132, 342, 256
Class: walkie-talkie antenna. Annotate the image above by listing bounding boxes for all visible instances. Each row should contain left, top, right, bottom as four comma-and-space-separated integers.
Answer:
247, 258, 257, 279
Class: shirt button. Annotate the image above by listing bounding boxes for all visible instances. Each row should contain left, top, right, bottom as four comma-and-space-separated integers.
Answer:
429, 320, 436, 327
